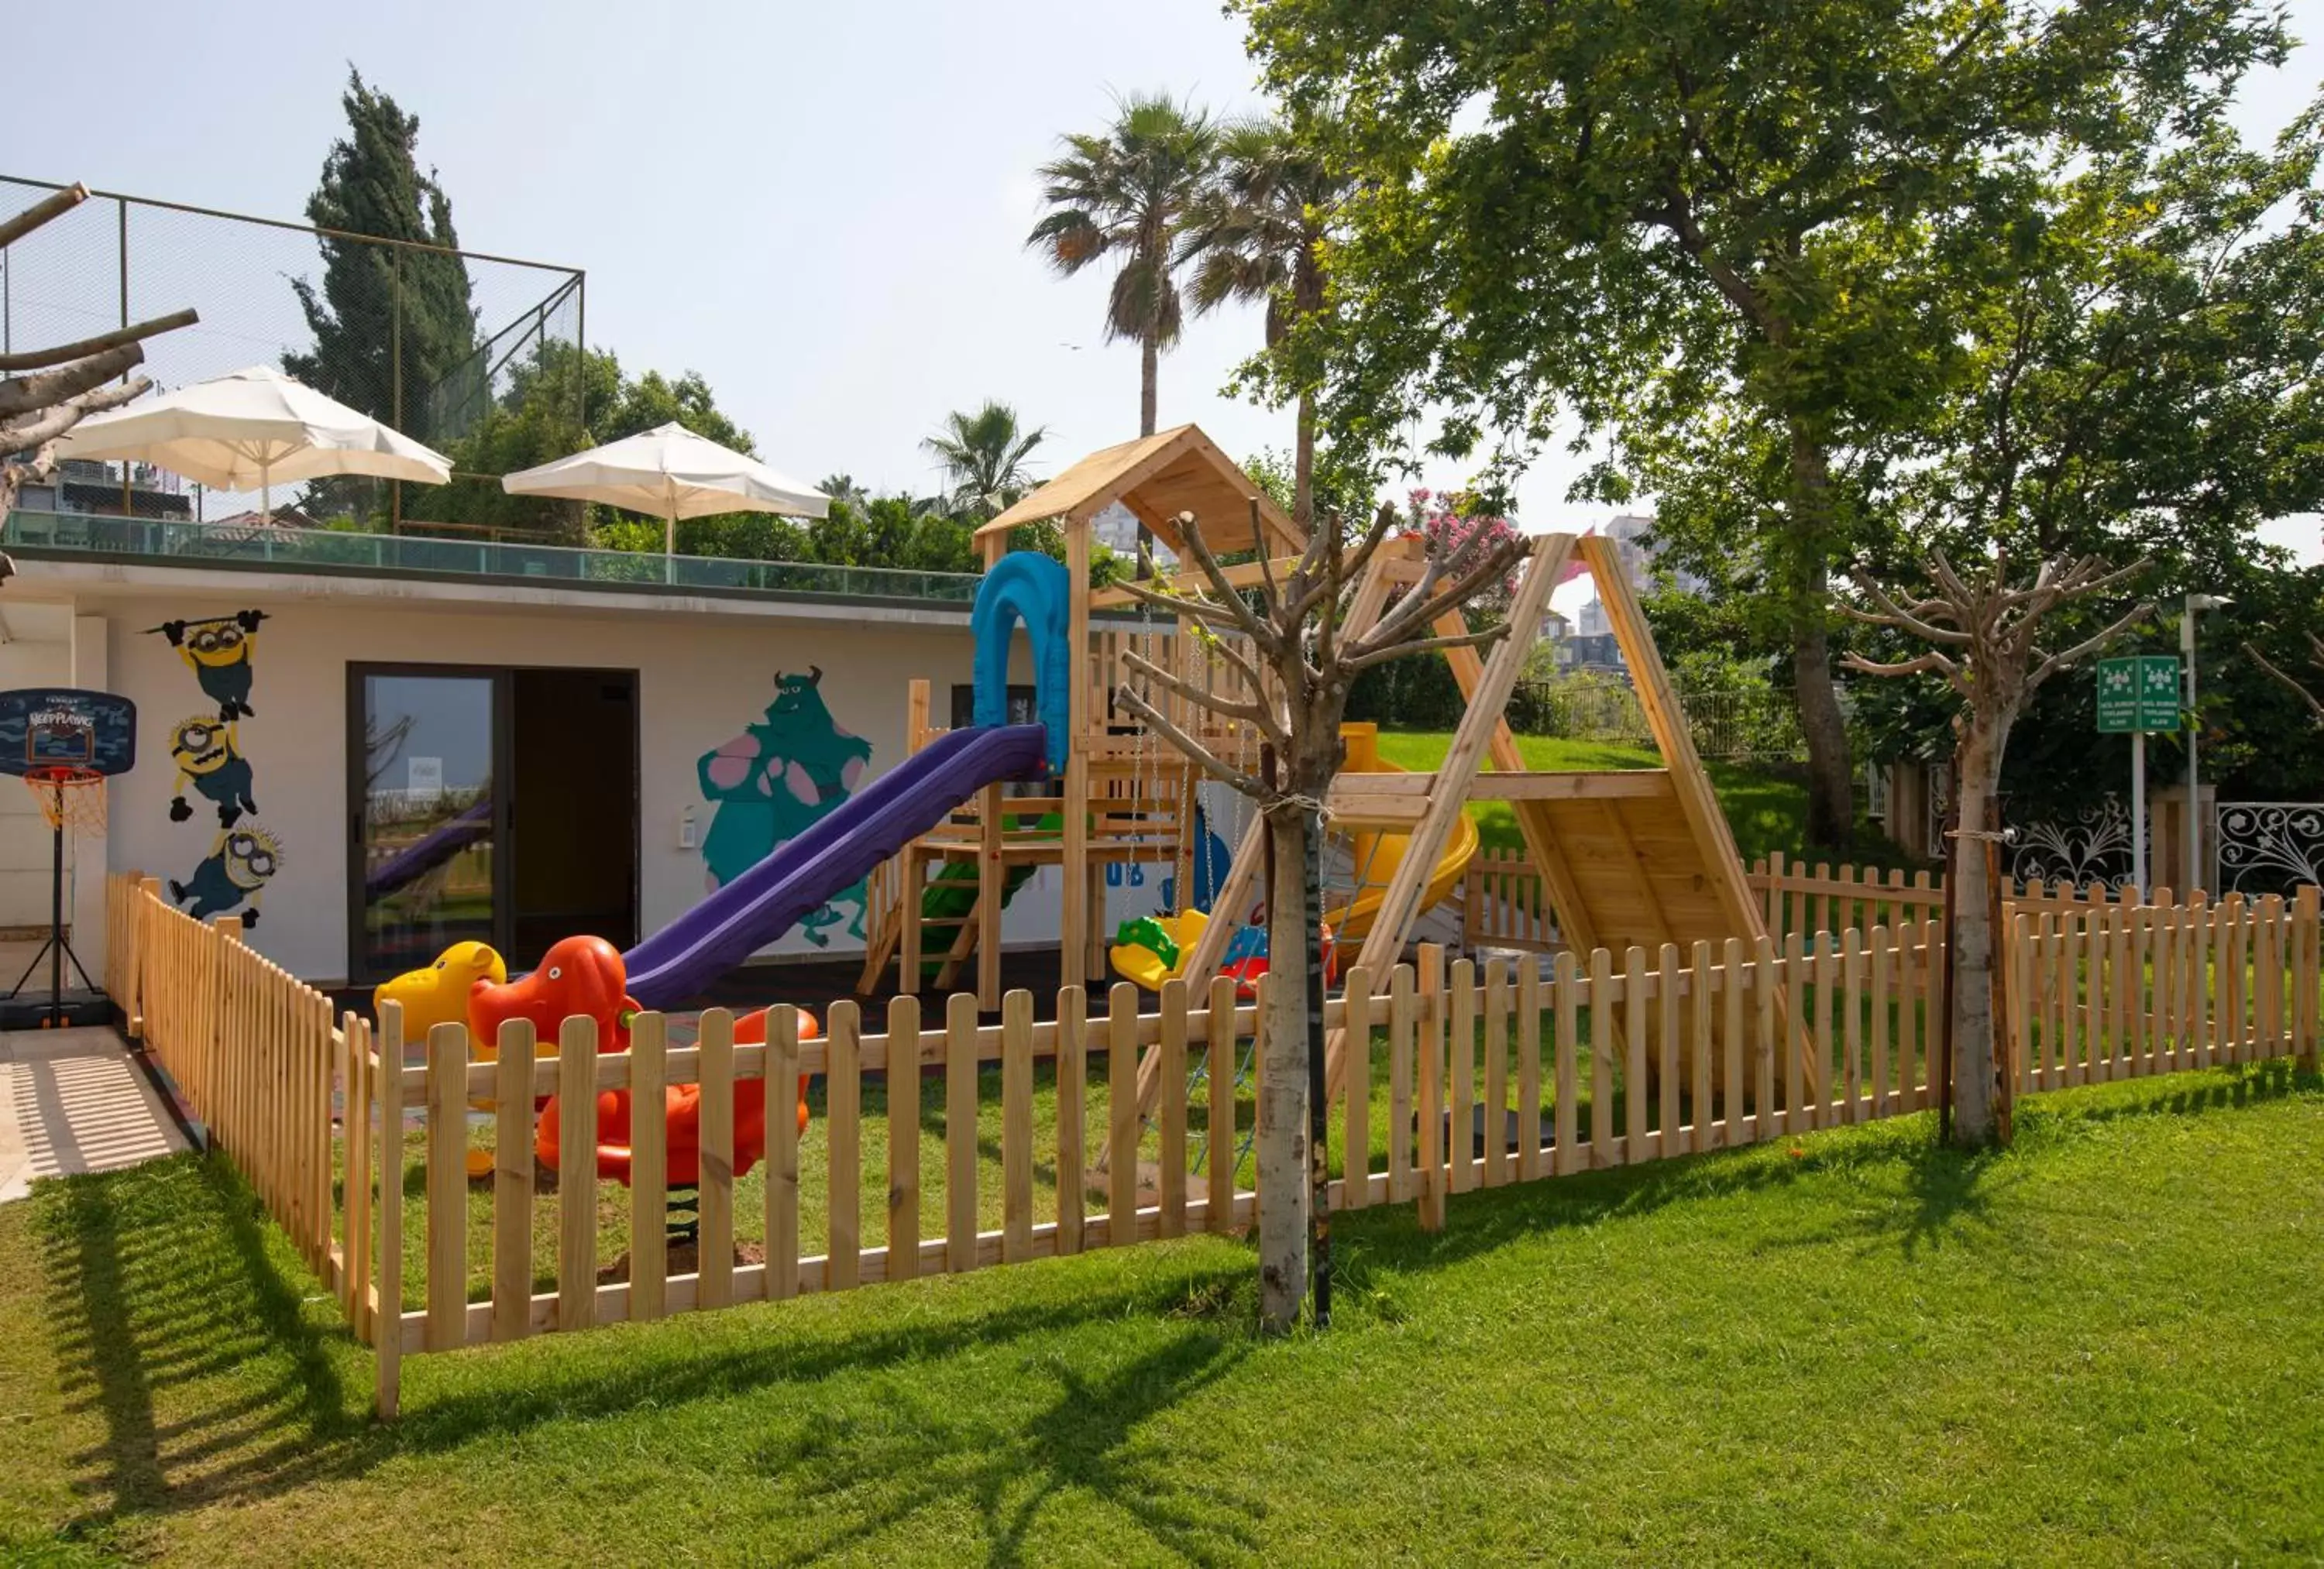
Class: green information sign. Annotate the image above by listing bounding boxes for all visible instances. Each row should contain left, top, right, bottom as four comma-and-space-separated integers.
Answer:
2095, 655, 2181, 733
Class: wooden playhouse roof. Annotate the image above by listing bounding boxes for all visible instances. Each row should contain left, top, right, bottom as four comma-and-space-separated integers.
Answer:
976, 424, 1303, 559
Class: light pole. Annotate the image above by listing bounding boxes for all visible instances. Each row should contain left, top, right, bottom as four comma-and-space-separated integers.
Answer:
2182, 592, 2229, 893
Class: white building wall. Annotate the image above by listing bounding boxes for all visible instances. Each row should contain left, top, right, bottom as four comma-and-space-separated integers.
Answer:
74, 590, 1086, 986
0, 603, 77, 929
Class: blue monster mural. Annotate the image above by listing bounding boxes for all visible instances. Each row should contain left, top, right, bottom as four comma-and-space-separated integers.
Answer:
696, 667, 875, 946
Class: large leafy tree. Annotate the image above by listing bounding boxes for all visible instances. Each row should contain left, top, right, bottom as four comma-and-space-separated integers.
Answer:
1239, 0, 2296, 850
285, 70, 477, 447
1184, 117, 1350, 530
919, 400, 1047, 521
1028, 93, 1219, 439
1848, 103, 2324, 825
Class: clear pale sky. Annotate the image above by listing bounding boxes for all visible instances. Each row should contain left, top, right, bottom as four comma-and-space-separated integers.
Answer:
14, 0, 2323, 561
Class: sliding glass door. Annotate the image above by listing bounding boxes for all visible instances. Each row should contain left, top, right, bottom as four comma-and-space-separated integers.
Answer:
349, 663, 639, 984
352, 669, 503, 981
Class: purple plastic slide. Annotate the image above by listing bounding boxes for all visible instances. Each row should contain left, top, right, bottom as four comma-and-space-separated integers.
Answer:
623, 723, 1048, 1008
364, 797, 492, 899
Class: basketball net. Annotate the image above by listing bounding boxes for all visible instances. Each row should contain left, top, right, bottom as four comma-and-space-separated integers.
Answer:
23, 766, 107, 837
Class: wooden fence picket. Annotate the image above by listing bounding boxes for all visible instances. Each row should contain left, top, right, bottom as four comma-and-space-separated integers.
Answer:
556, 1015, 596, 1332
1416, 945, 1446, 1230
1207, 974, 1238, 1228
628, 1011, 665, 1324
1587, 946, 1615, 1169
946, 991, 978, 1272
1342, 965, 1374, 1210
889, 994, 924, 1275
1657, 942, 1681, 1160
1158, 979, 1188, 1235
1449, 957, 1477, 1193
1390, 964, 1418, 1199
702, 1008, 739, 1307
494, 1017, 538, 1341
376, 1002, 404, 1420
1623, 948, 1648, 1165
767, 1008, 801, 1299
1483, 959, 1511, 1188
1002, 989, 1034, 1263
425, 1021, 466, 1354
1108, 982, 1138, 1245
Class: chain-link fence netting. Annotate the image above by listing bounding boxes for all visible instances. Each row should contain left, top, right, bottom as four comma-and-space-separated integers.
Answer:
1, 176, 582, 534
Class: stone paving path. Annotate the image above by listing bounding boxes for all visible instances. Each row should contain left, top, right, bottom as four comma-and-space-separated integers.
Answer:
0, 1027, 187, 1203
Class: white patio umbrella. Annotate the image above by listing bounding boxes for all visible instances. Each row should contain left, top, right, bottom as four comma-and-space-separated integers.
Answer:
500, 421, 827, 556
56, 365, 451, 524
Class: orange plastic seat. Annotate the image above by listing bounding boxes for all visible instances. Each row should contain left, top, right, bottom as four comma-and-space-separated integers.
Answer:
535, 1008, 817, 1188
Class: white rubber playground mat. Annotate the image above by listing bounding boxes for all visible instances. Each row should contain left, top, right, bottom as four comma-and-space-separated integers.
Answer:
0, 1027, 187, 1203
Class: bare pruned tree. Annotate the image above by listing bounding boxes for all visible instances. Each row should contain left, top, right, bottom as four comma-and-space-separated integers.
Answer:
2243, 634, 2324, 724
0, 184, 198, 525
1110, 499, 1528, 1331
1842, 548, 2150, 1147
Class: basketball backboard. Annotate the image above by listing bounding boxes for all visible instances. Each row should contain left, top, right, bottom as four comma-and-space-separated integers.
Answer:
0, 689, 137, 777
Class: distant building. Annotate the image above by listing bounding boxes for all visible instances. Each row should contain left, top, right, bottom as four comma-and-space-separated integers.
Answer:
1604, 513, 1707, 596
12, 458, 194, 522
1556, 631, 1627, 672
1576, 596, 1611, 639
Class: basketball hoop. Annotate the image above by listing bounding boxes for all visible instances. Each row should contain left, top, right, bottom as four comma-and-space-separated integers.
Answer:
22, 765, 107, 836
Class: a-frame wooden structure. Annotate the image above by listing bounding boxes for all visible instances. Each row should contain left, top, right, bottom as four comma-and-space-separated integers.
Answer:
1135, 525, 1805, 1117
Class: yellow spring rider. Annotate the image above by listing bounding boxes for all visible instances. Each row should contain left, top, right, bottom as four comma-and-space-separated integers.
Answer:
374, 940, 510, 1178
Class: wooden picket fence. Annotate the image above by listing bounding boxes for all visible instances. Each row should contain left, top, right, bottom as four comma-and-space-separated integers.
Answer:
2007, 887, 2321, 1091
356, 978, 1273, 1417
107, 872, 342, 1289
1467, 846, 2217, 954
103, 870, 2324, 1424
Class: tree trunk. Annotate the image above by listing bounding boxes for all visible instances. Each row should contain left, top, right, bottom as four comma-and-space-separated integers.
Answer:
1785, 421, 1854, 850
1292, 390, 1315, 536
1793, 623, 1855, 850
1947, 719, 2009, 1146
1257, 807, 1314, 1332
1140, 338, 1159, 438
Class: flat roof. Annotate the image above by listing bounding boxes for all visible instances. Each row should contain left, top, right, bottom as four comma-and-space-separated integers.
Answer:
2, 509, 982, 617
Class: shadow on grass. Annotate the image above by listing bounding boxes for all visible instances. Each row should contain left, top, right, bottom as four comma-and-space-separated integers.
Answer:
24, 1059, 2316, 1556
29, 1149, 1262, 1558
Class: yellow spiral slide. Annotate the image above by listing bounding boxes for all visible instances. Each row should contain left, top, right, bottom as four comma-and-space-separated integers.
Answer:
1325, 723, 1480, 939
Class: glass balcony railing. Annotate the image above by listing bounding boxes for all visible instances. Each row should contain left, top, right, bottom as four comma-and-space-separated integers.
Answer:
0, 510, 984, 606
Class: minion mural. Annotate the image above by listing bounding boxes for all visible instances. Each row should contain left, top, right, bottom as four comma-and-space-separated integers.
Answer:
167, 716, 257, 827
151, 609, 267, 720
171, 827, 282, 925
152, 609, 281, 922
697, 668, 875, 946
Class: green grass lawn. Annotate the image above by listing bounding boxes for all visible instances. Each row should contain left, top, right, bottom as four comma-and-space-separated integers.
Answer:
6, 1064, 2322, 1564
1372, 728, 1887, 867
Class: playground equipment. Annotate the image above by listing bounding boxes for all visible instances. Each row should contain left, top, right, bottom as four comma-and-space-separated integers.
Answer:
535, 1007, 819, 1190
1325, 723, 1477, 940
371, 939, 505, 1038
851, 423, 1776, 1079
856, 426, 1306, 1004
0, 687, 137, 1028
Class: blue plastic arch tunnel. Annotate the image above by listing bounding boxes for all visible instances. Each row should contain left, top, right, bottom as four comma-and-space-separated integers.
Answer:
970, 551, 1072, 775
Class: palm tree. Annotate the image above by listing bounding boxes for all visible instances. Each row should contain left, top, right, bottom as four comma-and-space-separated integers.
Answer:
921, 401, 1049, 522
1182, 116, 1349, 533
1027, 93, 1219, 439
817, 473, 869, 513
